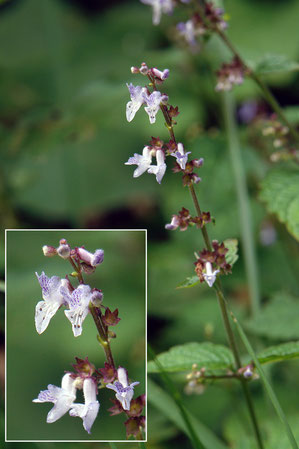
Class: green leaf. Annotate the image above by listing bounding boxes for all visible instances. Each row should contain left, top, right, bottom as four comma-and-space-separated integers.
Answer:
147, 342, 234, 373
245, 293, 299, 340
176, 275, 200, 289
252, 53, 299, 74
223, 238, 239, 266
258, 341, 299, 365
259, 168, 299, 241
148, 379, 229, 449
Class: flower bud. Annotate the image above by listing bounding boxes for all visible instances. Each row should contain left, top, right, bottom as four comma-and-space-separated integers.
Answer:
42, 245, 57, 257
161, 94, 169, 105
131, 66, 140, 74
139, 62, 148, 75
91, 289, 103, 306
57, 243, 71, 259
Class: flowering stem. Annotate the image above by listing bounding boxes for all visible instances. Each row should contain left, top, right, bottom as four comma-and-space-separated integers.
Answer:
157, 95, 264, 449
222, 91, 261, 315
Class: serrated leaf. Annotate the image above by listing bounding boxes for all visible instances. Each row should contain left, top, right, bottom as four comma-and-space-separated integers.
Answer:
252, 53, 299, 74
147, 342, 234, 373
245, 293, 299, 340
258, 341, 299, 364
176, 275, 200, 289
259, 169, 299, 241
223, 238, 239, 266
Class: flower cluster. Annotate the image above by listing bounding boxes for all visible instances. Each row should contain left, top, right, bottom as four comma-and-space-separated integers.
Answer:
194, 240, 231, 287
215, 57, 246, 91
33, 361, 141, 435
125, 65, 204, 184
165, 207, 212, 231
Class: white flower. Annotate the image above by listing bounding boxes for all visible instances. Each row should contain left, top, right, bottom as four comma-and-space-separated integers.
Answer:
203, 262, 219, 288
140, 0, 174, 25
165, 215, 180, 230
126, 83, 147, 122
147, 149, 167, 184
106, 367, 139, 411
143, 90, 163, 124
171, 142, 191, 170
69, 378, 100, 434
77, 247, 104, 267
125, 146, 152, 178
33, 373, 76, 423
125, 147, 167, 184
177, 20, 197, 46
61, 284, 93, 337
35, 272, 67, 334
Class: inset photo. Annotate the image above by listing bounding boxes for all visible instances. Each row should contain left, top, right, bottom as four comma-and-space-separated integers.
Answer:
6, 229, 146, 442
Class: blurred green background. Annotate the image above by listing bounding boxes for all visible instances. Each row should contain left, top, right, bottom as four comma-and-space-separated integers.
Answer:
1, 0, 299, 447
6, 230, 145, 440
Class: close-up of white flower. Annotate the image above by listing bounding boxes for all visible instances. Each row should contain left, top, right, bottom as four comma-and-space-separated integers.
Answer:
171, 143, 191, 170
61, 284, 93, 337
106, 367, 139, 411
203, 262, 220, 288
33, 373, 77, 423
140, 0, 174, 25
69, 378, 100, 434
35, 272, 67, 334
126, 83, 147, 122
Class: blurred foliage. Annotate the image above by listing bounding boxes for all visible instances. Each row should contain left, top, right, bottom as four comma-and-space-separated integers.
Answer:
1, 0, 299, 447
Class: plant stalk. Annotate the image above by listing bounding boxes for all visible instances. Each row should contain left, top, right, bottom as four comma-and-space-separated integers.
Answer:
222, 91, 260, 315
156, 85, 264, 449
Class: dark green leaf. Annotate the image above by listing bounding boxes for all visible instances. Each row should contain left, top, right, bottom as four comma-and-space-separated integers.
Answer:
147, 342, 234, 373
252, 53, 299, 74
245, 293, 299, 340
258, 341, 299, 364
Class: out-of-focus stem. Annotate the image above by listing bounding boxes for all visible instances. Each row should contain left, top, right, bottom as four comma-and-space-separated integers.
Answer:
222, 91, 261, 316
